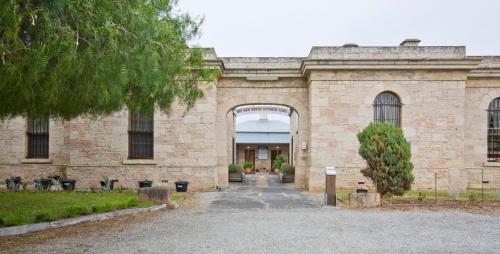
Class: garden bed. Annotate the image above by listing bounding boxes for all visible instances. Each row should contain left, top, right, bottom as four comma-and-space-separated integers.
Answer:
0, 192, 155, 227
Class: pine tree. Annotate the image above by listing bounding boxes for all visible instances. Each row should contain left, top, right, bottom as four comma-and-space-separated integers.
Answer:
357, 123, 415, 196
0, 0, 217, 119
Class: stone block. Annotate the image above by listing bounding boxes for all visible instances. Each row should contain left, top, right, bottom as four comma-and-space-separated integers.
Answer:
138, 187, 170, 204
349, 192, 380, 208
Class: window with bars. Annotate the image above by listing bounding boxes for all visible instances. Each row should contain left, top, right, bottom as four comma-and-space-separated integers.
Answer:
487, 98, 500, 161
27, 117, 49, 158
373, 91, 402, 127
128, 112, 154, 159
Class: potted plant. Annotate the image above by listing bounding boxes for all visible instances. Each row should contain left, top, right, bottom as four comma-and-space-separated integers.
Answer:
5, 176, 22, 190
175, 180, 189, 192
57, 165, 76, 191
33, 177, 52, 191
138, 179, 153, 188
100, 177, 119, 191
243, 161, 253, 174
228, 164, 243, 182
280, 163, 295, 183
273, 154, 286, 174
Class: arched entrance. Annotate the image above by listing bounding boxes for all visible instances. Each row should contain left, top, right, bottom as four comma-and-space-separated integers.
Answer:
215, 80, 310, 189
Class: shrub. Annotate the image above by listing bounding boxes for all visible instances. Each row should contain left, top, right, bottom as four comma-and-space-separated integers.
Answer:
228, 164, 243, 173
32, 210, 55, 222
273, 154, 286, 170
280, 163, 295, 175
243, 161, 253, 169
357, 123, 414, 197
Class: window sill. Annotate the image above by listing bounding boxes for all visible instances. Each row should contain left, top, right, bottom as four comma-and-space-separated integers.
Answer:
122, 159, 157, 165
21, 158, 53, 164
483, 162, 500, 167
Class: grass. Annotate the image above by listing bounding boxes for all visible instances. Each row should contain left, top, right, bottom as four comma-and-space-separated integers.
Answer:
0, 192, 156, 227
336, 188, 500, 201
170, 194, 182, 202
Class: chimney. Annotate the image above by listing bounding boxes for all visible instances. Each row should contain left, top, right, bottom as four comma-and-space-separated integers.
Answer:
342, 43, 359, 47
400, 38, 421, 47
259, 113, 268, 121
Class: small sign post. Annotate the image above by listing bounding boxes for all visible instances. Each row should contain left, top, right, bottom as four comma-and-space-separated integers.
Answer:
325, 167, 337, 206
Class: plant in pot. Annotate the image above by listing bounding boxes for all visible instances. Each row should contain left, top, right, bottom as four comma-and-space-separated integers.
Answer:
243, 161, 253, 174
228, 164, 243, 182
273, 154, 286, 174
33, 176, 52, 191
138, 179, 153, 188
175, 180, 189, 192
57, 165, 77, 191
5, 176, 22, 190
280, 163, 295, 183
100, 176, 118, 191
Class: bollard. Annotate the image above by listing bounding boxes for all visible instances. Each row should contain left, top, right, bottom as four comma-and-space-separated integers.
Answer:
325, 167, 337, 206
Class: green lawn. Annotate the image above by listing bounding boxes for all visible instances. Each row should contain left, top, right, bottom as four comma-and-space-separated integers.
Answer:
170, 194, 182, 202
0, 192, 156, 226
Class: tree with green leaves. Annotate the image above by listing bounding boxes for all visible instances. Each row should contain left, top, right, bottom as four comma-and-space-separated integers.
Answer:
0, 0, 217, 120
357, 123, 414, 196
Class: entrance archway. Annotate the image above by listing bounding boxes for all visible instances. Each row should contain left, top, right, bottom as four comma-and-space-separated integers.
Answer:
215, 84, 310, 189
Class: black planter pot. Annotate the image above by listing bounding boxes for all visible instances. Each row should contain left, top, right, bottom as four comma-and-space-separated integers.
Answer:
34, 178, 52, 190
138, 180, 153, 188
5, 177, 22, 190
175, 181, 189, 192
60, 179, 76, 191
100, 180, 118, 190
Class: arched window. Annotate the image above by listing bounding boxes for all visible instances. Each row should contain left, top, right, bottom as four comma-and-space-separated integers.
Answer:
374, 91, 401, 127
487, 98, 500, 161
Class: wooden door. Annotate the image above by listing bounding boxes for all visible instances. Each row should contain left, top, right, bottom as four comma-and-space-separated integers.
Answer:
245, 149, 255, 171
271, 150, 281, 170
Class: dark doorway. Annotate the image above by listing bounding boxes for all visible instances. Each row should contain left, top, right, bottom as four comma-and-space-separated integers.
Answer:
245, 149, 255, 171
271, 150, 282, 170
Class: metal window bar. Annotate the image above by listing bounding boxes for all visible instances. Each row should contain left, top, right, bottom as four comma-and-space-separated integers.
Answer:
373, 92, 401, 127
128, 112, 154, 159
27, 117, 49, 158
487, 98, 500, 161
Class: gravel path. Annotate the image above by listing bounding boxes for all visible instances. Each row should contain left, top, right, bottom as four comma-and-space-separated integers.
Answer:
2, 174, 500, 254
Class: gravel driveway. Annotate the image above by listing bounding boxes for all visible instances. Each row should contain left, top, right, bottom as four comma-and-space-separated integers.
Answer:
1, 174, 499, 254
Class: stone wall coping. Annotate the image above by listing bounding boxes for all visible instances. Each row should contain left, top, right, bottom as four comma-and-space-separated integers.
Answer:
122, 159, 157, 165
483, 162, 500, 167
20, 158, 53, 164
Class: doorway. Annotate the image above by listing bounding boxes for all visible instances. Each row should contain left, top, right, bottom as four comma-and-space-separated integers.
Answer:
270, 150, 282, 170
245, 149, 255, 172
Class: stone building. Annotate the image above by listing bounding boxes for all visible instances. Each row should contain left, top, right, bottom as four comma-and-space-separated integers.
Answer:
1, 39, 500, 192
235, 110, 290, 172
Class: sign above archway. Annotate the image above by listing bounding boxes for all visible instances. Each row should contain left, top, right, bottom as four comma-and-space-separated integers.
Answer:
234, 105, 291, 116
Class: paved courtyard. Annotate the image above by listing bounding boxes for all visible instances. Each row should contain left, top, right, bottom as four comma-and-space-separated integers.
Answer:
1, 174, 500, 254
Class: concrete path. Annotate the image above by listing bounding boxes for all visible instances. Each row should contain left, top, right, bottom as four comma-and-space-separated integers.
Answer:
1, 174, 500, 254
210, 174, 323, 210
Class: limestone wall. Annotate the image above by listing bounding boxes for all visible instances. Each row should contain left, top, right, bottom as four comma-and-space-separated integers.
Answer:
464, 78, 500, 189
0, 84, 218, 191
307, 69, 468, 191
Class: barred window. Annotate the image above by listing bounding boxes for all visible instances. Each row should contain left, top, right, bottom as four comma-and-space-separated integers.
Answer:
487, 98, 500, 161
374, 91, 402, 127
27, 117, 49, 158
128, 112, 154, 159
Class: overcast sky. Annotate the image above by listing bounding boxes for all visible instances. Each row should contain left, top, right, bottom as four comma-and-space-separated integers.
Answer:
177, 0, 500, 57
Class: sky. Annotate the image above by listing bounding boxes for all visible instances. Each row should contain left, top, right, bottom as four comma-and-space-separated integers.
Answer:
177, 0, 500, 57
